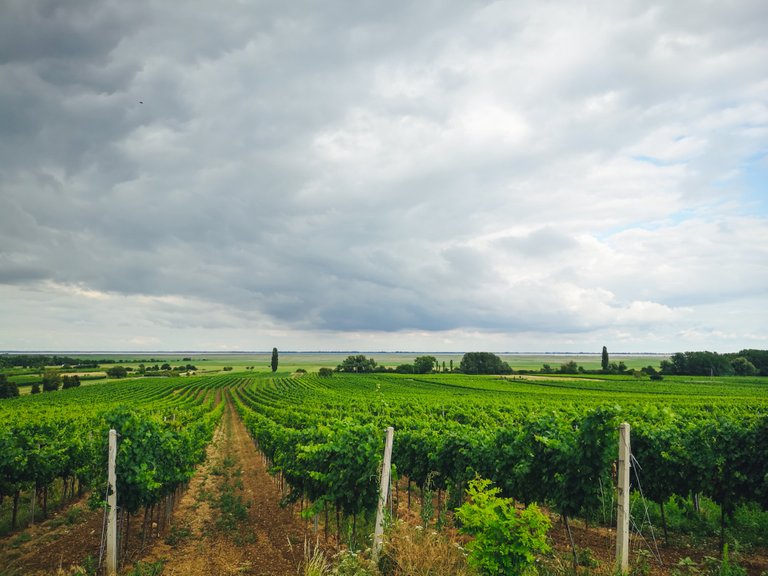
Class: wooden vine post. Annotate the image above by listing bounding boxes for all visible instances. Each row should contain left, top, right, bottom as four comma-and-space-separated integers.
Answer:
616, 422, 630, 573
106, 429, 118, 576
372, 426, 394, 563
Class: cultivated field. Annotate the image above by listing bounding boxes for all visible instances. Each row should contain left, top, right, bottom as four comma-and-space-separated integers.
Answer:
1, 357, 766, 576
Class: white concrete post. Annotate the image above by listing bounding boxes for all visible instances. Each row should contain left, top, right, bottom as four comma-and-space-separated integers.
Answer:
106, 429, 118, 576
616, 422, 631, 573
372, 426, 394, 563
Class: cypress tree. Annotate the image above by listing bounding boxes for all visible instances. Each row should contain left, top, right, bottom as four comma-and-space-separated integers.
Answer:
271, 347, 279, 372
601, 346, 609, 372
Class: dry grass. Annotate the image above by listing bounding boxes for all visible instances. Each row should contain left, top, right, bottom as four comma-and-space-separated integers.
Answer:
301, 541, 330, 576
383, 520, 476, 576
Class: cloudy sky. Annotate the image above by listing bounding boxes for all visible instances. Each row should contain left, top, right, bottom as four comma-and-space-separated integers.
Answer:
1, 0, 767, 353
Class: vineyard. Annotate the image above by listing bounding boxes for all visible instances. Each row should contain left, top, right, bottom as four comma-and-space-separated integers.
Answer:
1, 365, 767, 575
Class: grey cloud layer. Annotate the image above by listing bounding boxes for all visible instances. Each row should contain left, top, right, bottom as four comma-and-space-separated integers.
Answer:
1, 0, 767, 349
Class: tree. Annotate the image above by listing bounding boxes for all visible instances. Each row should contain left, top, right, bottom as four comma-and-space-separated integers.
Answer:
459, 352, 512, 375
642, 365, 663, 380
61, 375, 81, 389
559, 360, 579, 374
318, 367, 334, 377
737, 349, 768, 376
731, 356, 758, 376
42, 370, 61, 392
336, 355, 377, 373
602, 360, 627, 375
601, 346, 609, 372
271, 348, 279, 373
413, 356, 437, 374
31, 382, 41, 394
106, 366, 128, 379
663, 351, 733, 376
0, 375, 20, 399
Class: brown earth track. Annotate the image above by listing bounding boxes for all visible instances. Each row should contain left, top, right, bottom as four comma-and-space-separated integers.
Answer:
139, 393, 305, 575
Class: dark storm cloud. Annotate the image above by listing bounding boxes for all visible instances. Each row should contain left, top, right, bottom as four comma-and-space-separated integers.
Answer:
0, 0, 137, 64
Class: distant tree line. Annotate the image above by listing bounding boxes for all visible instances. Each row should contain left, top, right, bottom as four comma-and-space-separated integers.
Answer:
138, 362, 197, 374
659, 349, 768, 377
0, 354, 206, 370
21, 371, 83, 395
108, 363, 198, 378
335, 354, 445, 374
333, 352, 510, 375
329, 348, 768, 379
0, 355, 100, 369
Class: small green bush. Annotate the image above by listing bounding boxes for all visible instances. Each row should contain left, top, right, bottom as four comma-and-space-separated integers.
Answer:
456, 477, 551, 575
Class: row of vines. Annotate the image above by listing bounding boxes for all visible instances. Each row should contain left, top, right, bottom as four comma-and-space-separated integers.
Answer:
2, 368, 767, 564
0, 375, 225, 533
233, 372, 768, 548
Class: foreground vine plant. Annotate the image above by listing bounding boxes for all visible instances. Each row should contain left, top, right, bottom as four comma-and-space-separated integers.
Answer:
456, 477, 551, 576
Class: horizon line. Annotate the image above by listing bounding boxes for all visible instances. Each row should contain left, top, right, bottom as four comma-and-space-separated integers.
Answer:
0, 349, 673, 355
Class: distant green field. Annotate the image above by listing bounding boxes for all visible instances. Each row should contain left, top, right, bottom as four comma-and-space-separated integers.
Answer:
41, 351, 668, 373
7, 373, 42, 385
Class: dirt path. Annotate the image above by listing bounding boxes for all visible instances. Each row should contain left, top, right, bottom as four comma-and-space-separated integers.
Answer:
139, 394, 305, 575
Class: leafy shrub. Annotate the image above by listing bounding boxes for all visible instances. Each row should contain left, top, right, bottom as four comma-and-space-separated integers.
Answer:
456, 477, 551, 575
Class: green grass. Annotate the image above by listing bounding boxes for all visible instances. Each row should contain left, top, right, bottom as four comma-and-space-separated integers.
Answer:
2, 352, 670, 375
